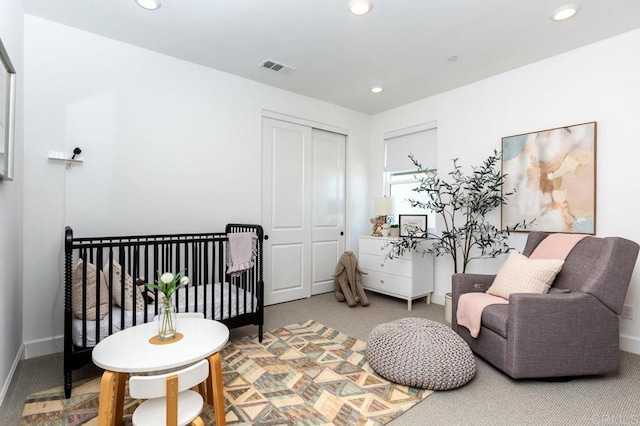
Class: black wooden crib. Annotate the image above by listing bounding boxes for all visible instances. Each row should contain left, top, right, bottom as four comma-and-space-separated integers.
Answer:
63, 223, 264, 398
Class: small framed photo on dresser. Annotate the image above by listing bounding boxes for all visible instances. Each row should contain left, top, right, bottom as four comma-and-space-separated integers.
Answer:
399, 214, 428, 238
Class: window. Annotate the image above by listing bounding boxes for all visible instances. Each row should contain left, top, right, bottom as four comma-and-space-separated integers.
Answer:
384, 123, 437, 230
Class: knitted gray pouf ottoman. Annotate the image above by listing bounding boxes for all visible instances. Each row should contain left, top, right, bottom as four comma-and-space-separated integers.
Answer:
366, 317, 476, 390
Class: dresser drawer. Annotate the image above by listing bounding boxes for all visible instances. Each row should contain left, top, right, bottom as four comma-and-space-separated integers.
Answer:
361, 270, 412, 296
359, 237, 412, 259
359, 253, 412, 277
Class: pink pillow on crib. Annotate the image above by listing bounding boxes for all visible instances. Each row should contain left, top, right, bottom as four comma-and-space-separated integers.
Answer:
103, 261, 146, 312
72, 259, 109, 320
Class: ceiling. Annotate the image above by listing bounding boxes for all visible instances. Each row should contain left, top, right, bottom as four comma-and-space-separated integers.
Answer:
22, 0, 640, 115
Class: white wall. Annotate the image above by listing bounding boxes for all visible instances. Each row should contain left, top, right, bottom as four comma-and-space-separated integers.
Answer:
0, 0, 24, 405
371, 28, 640, 354
22, 16, 371, 357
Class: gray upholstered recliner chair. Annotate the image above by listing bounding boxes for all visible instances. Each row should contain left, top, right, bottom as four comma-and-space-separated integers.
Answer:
452, 232, 639, 378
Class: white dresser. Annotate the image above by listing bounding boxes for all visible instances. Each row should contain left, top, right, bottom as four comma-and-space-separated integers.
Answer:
358, 236, 434, 310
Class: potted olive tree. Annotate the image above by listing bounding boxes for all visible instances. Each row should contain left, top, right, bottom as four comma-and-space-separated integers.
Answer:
386, 150, 532, 321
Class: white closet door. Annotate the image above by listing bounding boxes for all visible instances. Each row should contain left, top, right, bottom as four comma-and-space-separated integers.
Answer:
261, 118, 346, 305
311, 128, 345, 295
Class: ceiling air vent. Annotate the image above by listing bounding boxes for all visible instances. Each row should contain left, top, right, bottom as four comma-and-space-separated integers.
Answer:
259, 59, 295, 76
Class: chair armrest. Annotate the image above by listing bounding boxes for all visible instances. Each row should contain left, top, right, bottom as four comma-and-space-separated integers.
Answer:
452, 273, 496, 297
451, 273, 496, 330
508, 291, 611, 321
506, 292, 619, 377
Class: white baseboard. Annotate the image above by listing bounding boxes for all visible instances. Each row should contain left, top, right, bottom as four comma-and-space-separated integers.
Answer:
430, 292, 446, 306
23, 335, 64, 359
0, 344, 24, 407
620, 333, 640, 355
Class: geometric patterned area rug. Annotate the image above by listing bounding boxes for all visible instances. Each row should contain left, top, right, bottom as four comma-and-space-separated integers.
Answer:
21, 320, 433, 425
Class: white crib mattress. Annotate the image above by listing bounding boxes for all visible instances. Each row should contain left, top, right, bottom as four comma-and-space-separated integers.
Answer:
72, 282, 257, 347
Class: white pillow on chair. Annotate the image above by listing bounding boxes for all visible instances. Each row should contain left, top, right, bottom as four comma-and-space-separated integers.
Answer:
486, 251, 564, 299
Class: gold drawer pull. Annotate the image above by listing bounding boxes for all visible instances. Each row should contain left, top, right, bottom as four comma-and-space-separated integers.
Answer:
380, 279, 384, 283
380, 263, 384, 267
380, 247, 384, 250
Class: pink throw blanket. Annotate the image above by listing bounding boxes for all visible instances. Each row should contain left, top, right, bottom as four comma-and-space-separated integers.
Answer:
457, 293, 509, 338
529, 233, 587, 260
457, 233, 587, 338
227, 232, 258, 278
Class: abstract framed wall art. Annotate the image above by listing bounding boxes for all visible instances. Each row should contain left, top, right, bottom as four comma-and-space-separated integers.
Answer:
501, 122, 596, 234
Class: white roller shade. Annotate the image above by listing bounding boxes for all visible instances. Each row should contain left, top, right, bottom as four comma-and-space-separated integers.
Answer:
385, 125, 437, 173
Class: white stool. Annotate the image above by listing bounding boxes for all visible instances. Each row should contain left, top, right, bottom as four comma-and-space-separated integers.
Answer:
129, 359, 209, 426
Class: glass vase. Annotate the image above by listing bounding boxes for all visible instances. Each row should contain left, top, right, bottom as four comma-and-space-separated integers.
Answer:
158, 299, 177, 340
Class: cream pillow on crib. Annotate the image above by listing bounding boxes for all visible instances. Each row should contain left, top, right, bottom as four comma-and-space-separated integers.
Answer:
72, 259, 110, 320
486, 251, 564, 299
103, 261, 146, 312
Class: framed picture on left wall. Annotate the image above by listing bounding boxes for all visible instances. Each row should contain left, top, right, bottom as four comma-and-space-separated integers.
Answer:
0, 38, 16, 181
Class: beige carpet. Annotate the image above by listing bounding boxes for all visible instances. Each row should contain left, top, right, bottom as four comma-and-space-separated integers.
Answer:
21, 320, 432, 425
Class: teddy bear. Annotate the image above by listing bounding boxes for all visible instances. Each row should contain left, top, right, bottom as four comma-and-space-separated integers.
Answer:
370, 216, 386, 237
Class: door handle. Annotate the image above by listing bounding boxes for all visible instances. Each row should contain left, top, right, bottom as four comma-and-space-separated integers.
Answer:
340, 232, 344, 236
264, 235, 269, 240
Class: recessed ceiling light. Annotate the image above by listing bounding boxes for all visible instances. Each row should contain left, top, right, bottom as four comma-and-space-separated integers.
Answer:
136, 0, 161, 10
371, 87, 383, 93
349, 0, 373, 16
552, 4, 578, 21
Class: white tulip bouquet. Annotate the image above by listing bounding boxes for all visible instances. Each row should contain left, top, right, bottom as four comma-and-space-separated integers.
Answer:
147, 271, 190, 300
147, 270, 189, 340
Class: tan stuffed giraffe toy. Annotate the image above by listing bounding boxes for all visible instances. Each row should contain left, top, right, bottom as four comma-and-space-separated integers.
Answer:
334, 251, 369, 307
